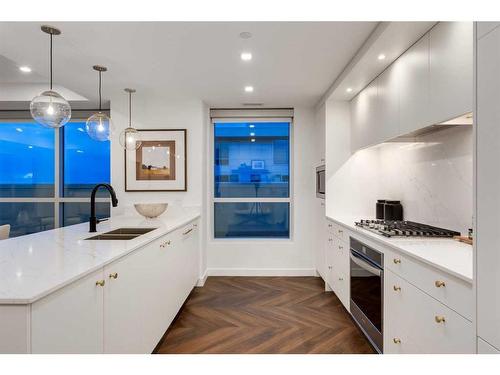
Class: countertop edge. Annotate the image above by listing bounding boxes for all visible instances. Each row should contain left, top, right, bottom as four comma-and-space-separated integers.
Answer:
326, 215, 473, 284
0, 213, 201, 305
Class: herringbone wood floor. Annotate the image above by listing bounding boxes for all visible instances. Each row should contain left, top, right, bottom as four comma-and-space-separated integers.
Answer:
154, 277, 375, 354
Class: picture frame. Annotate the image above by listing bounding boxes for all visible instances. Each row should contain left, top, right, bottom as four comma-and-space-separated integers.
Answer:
125, 129, 187, 192
251, 160, 265, 170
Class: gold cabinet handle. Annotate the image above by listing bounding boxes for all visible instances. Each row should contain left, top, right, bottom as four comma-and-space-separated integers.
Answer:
435, 315, 446, 323
183, 228, 193, 236
328, 223, 332, 228
338, 277, 344, 281
109, 272, 118, 279
96, 280, 105, 287
393, 258, 401, 264
393, 338, 401, 344
160, 240, 171, 248
328, 238, 333, 242
393, 285, 401, 292
338, 229, 343, 234
338, 245, 343, 250
328, 265, 332, 270
435, 280, 446, 288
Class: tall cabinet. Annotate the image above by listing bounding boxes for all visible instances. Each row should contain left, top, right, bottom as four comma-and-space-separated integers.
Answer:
476, 21, 500, 353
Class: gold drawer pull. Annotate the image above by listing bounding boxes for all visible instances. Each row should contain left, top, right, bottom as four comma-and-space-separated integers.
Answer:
109, 272, 118, 279
393, 285, 401, 292
338, 229, 343, 234
393, 258, 401, 264
95, 280, 105, 287
328, 238, 333, 242
435, 280, 446, 288
393, 338, 401, 344
160, 240, 171, 248
338, 277, 344, 281
328, 223, 333, 228
435, 316, 446, 324
338, 245, 343, 250
328, 266, 332, 270
183, 228, 193, 236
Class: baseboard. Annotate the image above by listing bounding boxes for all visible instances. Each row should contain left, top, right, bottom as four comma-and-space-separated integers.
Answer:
197, 269, 208, 287
207, 268, 317, 277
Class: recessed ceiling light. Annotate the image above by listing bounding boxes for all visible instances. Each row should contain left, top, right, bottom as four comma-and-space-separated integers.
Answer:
28, 145, 33, 149
250, 132, 255, 136
239, 31, 252, 39
378, 54, 386, 60
346, 88, 353, 93
244, 86, 254, 93
15, 127, 23, 132
19, 66, 32, 73
241, 52, 252, 61
249, 124, 255, 128
250, 138, 256, 142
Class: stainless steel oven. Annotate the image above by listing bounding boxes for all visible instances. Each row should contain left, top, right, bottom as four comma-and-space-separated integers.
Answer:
350, 237, 384, 353
316, 165, 325, 199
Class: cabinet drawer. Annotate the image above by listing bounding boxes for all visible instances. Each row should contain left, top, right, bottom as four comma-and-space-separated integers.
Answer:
384, 269, 474, 354
384, 247, 473, 320
326, 220, 347, 241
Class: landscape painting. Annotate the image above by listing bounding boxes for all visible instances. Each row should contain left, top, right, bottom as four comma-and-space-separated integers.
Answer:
125, 129, 186, 191
136, 141, 176, 180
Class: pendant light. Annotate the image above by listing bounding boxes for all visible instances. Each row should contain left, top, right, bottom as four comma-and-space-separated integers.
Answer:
30, 25, 71, 128
119, 88, 142, 150
86, 65, 114, 141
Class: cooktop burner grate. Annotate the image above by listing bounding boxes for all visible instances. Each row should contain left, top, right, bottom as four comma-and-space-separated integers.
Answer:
354, 219, 461, 238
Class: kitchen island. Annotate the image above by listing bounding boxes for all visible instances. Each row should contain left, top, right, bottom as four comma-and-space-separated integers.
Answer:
0, 207, 201, 353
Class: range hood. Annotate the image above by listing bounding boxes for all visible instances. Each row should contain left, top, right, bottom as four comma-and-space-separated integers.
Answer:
391, 112, 473, 140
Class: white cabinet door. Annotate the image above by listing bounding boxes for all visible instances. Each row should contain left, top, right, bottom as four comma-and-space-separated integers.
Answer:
331, 237, 350, 310
31, 268, 104, 353
103, 247, 152, 354
384, 269, 474, 354
429, 22, 473, 123
476, 26, 500, 351
478, 337, 500, 354
376, 63, 400, 142
398, 34, 430, 135
350, 80, 378, 151
325, 234, 335, 289
315, 208, 327, 280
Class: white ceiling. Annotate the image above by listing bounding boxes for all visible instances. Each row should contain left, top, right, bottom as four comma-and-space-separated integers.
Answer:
0, 22, 377, 108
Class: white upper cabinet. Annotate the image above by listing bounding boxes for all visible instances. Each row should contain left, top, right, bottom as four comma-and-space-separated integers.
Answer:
429, 22, 473, 123
350, 22, 472, 153
350, 80, 378, 151
376, 62, 400, 142
398, 34, 430, 135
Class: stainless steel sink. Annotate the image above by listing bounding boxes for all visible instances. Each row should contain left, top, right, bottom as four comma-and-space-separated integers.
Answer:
85, 227, 157, 241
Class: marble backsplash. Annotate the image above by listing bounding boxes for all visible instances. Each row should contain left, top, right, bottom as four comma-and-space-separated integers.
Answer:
327, 125, 473, 235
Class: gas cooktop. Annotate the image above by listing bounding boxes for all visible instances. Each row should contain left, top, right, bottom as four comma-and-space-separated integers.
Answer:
354, 219, 461, 238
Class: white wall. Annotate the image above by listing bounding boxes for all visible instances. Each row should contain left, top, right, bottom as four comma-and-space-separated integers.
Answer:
327, 125, 473, 235
205, 106, 317, 275
110, 93, 205, 213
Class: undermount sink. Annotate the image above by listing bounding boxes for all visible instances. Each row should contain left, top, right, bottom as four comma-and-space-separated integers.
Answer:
85, 227, 157, 241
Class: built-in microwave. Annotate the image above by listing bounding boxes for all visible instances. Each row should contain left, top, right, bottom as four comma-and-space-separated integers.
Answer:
316, 165, 325, 199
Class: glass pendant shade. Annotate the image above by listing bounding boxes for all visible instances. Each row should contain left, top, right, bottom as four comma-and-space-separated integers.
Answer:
119, 126, 142, 150
30, 90, 72, 128
86, 112, 114, 141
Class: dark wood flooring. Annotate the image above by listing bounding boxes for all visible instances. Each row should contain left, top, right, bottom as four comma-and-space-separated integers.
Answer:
154, 276, 375, 354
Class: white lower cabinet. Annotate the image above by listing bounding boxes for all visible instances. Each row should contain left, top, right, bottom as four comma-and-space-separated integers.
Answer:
325, 224, 350, 310
384, 269, 474, 354
22, 219, 199, 354
478, 337, 500, 354
31, 268, 104, 354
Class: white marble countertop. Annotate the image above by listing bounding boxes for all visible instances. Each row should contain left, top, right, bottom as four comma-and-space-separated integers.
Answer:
0, 207, 201, 304
326, 214, 473, 283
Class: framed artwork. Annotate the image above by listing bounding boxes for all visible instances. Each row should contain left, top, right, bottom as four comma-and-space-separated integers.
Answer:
125, 129, 187, 191
251, 160, 265, 170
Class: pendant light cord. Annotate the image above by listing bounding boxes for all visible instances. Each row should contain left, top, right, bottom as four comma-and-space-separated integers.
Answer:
128, 91, 132, 127
98, 71, 102, 111
49, 33, 53, 90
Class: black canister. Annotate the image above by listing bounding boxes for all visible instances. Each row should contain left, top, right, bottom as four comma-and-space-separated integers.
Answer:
376, 200, 386, 219
384, 200, 403, 221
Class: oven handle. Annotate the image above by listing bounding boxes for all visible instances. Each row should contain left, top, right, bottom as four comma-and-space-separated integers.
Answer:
350, 250, 382, 277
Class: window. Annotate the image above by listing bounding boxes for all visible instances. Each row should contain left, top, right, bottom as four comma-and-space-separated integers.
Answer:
0, 120, 111, 238
213, 119, 291, 238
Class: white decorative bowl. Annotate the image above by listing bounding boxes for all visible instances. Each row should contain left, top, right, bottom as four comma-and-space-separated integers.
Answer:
134, 203, 168, 219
